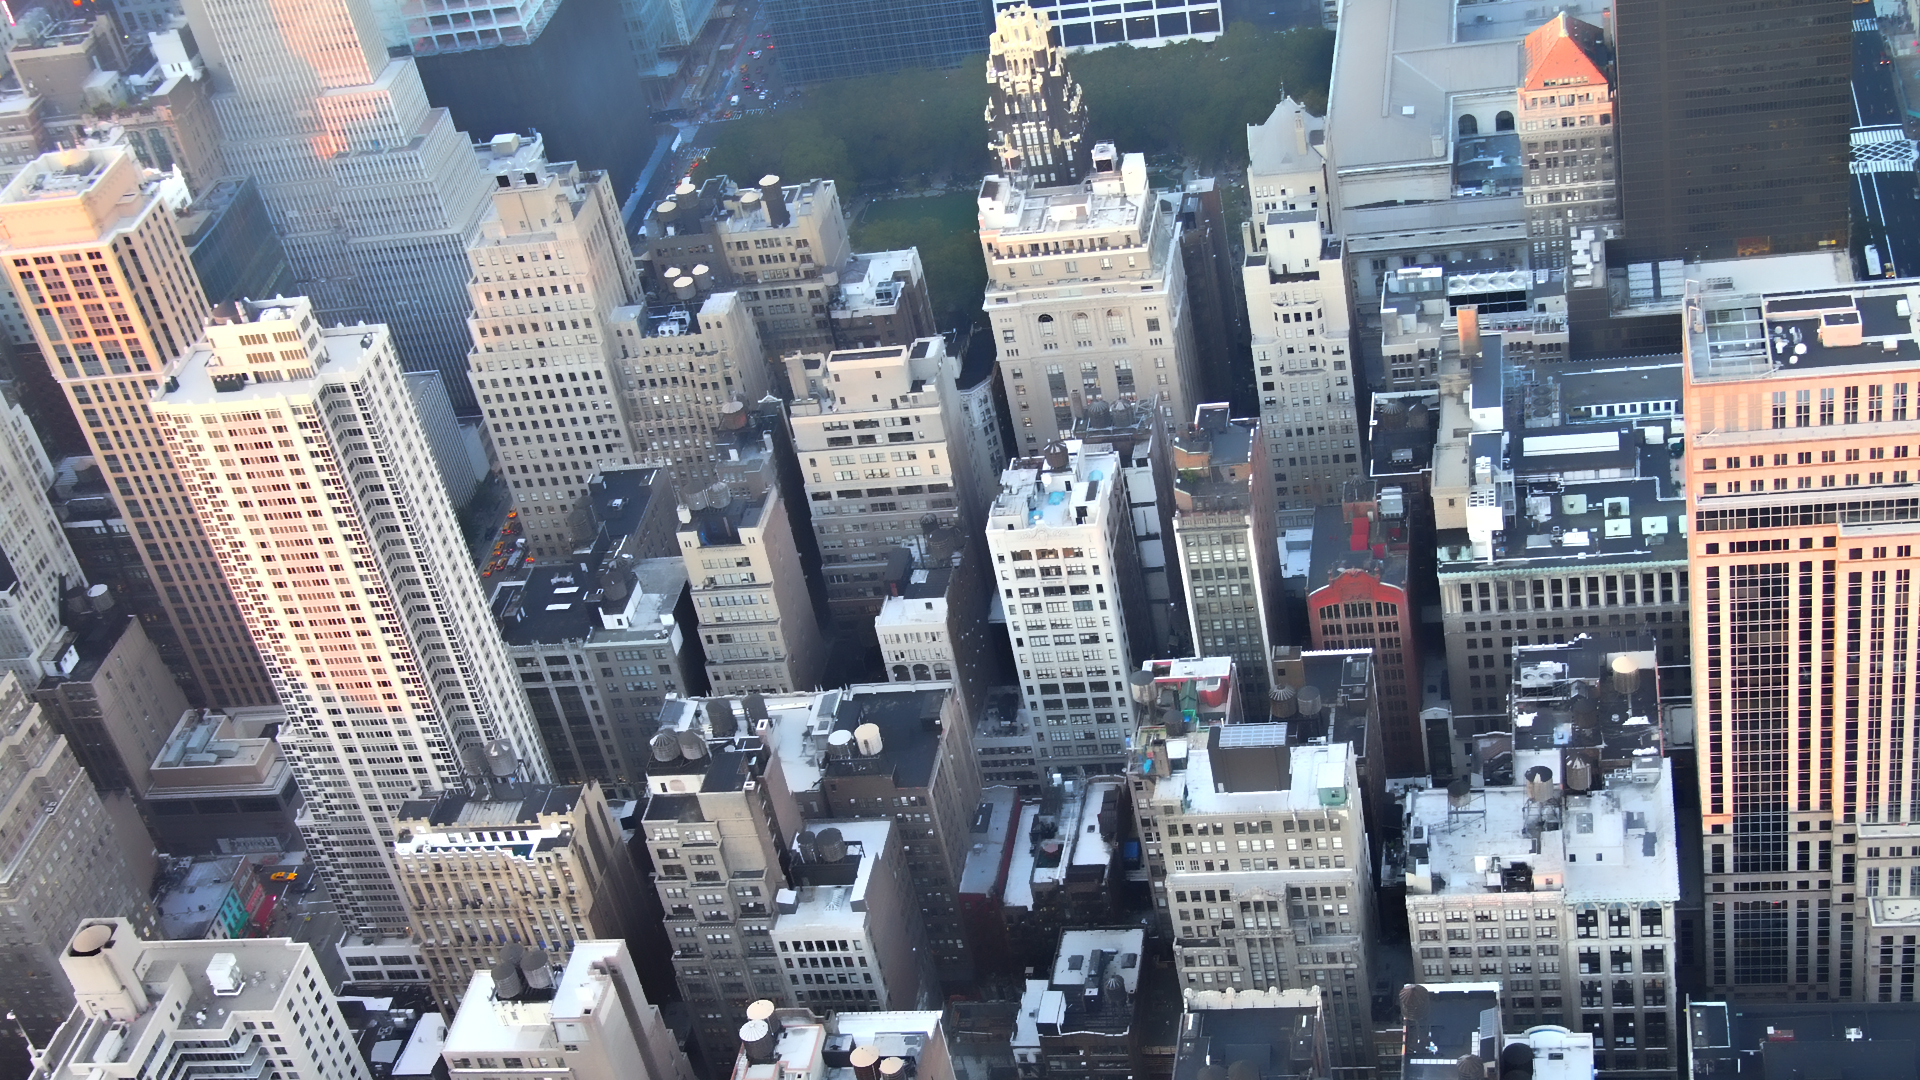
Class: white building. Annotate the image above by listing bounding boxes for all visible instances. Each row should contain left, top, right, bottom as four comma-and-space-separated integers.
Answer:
0, 392, 84, 682
178, 0, 494, 405
785, 338, 984, 635
153, 296, 552, 939
465, 132, 644, 545
438, 940, 697, 1080
30, 918, 369, 1080
986, 442, 1143, 776
607, 291, 768, 493
980, 143, 1201, 456
991, 0, 1219, 53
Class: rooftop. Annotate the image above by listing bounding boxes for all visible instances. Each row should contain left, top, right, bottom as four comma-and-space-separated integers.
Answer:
394, 785, 586, 857
1016, 927, 1145, 1041
440, 969, 558, 1056
1173, 990, 1325, 1080
830, 249, 921, 316
989, 442, 1124, 532
764, 683, 953, 792
1173, 407, 1259, 510
1369, 392, 1440, 479
1400, 984, 1501, 1080
1307, 503, 1410, 594
958, 785, 1020, 896
1436, 473, 1684, 570
1506, 636, 1662, 768
778, 818, 890, 930
493, 553, 685, 647
1687, 279, 1920, 383
1146, 735, 1353, 817
145, 705, 287, 796
1247, 97, 1325, 179
1689, 999, 1920, 1080
1404, 755, 1678, 905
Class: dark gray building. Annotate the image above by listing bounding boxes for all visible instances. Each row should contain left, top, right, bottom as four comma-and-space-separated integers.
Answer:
764, 0, 992, 84
179, 177, 297, 307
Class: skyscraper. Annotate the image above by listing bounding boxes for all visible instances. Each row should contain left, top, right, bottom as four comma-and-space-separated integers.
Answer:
985, 5, 1088, 187
178, 0, 494, 405
0, 146, 272, 706
1517, 14, 1618, 271
1613, 0, 1851, 262
1172, 405, 1282, 706
1682, 277, 1920, 999
465, 133, 645, 546
0, 387, 84, 684
152, 295, 551, 938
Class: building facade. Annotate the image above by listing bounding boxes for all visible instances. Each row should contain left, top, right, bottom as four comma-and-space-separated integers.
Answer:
1518, 14, 1618, 271
178, 0, 494, 405
981, 144, 1202, 456
763, 0, 991, 83
1172, 406, 1282, 706
465, 133, 644, 544
772, 818, 937, 1010
986, 442, 1146, 777
985, 6, 1089, 187
396, 783, 647, 1008
990, 0, 1219, 51
153, 297, 553, 939
1305, 502, 1423, 778
0, 146, 272, 706
608, 292, 768, 493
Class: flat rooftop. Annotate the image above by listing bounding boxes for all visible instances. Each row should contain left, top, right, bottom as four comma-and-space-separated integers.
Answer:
1689, 999, 1920, 1080
764, 684, 952, 793
1307, 503, 1410, 593
958, 785, 1020, 896
1688, 279, 1920, 383
1149, 737, 1351, 817
1174, 994, 1325, 1080
1437, 474, 1683, 571
990, 443, 1126, 531
1402, 984, 1501, 1080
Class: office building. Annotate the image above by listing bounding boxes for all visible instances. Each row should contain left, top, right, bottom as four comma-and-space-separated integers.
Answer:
607, 291, 768, 492
641, 696, 794, 1065
1518, 14, 1618, 271
406, 370, 484, 510
985, 6, 1089, 187
637, 175, 851, 362
7, 16, 126, 123
731, 1007, 957, 1080
829, 249, 938, 350
986, 441, 1147, 777
620, 0, 720, 101
1612, 0, 1851, 263
1130, 715, 1376, 1071
0, 677, 158, 1043
991, 0, 1218, 51
395, 783, 647, 1007
1267, 648, 1386, 838
984, 775, 1127, 970
0, 387, 83, 684
177, 176, 296, 306
32, 612, 190, 798
763, 0, 990, 83
981, 143, 1203, 454
142, 704, 302, 854
1175, 177, 1245, 405
438, 939, 696, 1080
403, 0, 562, 53
1173, 987, 1327, 1080
678, 428, 824, 694
1680, 277, 1920, 999
0, 146, 272, 706
1431, 342, 1690, 744
1402, 642, 1679, 1074
152, 296, 554, 939
1172, 405, 1282, 706
773, 819, 938, 1010
30, 918, 370, 1080
1305, 500, 1422, 778
758, 682, 984, 989
875, 535, 997, 709
1071, 396, 1180, 657
1242, 140, 1359, 510
494, 499, 701, 791
178, 0, 494, 406
784, 337, 985, 637
466, 132, 644, 534
84, 25, 225, 197
1012, 928, 1147, 1080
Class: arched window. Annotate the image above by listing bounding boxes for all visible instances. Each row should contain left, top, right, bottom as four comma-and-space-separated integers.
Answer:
912, 663, 932, 681
1104, 309, 1125, 335
891, 665, 910, 681
1495, 110, 1515, 132
1071, 313, 1091, 338
934, 665, 952, 680
1457, 115, 1479, 136
1037, 313, 1056, 338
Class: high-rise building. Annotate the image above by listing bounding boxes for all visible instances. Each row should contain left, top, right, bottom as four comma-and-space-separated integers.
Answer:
985, 441, 1148, 777
178, 176, 297, 307
33, 918, 372, 1080
0, 675, 158, 1043
439, 940, 698, 1080
1171, 405, 1282, 706
730, 1006, 957, 1080
177, 0, 494, 405
466, 133, 643, 536
0, 145, 272, 706
32, 613, 190, 799
875, 534, 997, 707
985, 6, 1089, 187
1402, 636, 1680, 1075
396, 783, 648, 1008
1680, 277, 1920, 1000
152, 296, 553, 939
1174, 987, 1327, 1080
757, 682, 984, 989
677, 426, 824, 694
1012, 928, 1148, 1080
1130, 720, 1376, 1072
607, 291, 768, 493
828, 249, 938, 350
1612, 0, 1851, 263
763, 0, 990, 83
0, 384, 83, 682
637, 176, 851, 363
990, 0, 1219, 51
783, 337, 985, 637
1518, 14, 1618, 271
1305, 501, 1423, 777
773, 818, 938, 1010
642, 696, 794, 1065
980, 144, 1202, 455
1071, 396, 1181, 658
405, 370, 483, 510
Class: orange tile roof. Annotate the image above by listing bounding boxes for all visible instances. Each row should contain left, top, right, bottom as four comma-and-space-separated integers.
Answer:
1521, 12, 1611, 91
